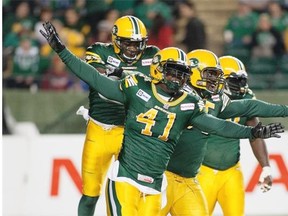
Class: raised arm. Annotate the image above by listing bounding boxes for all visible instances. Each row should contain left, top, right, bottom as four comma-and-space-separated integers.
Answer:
40, 21, 124, 103
219, 99, 288, 119
191, 112, 284, 140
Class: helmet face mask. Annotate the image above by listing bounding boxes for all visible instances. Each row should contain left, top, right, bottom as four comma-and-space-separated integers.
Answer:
112, 16, 148, 64
150, 47, 191, 94
219, 55, 248, 98
226, 71, 248, 98
163, 62, 191, 92
200, 68, 224, 93
188, 49, 225, 95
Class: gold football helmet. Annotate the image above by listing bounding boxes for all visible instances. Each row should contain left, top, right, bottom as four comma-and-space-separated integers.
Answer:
150, 47, 191, 92
187, 49, 224, 94
219, 55, 248, 97
112, 15, 148, 64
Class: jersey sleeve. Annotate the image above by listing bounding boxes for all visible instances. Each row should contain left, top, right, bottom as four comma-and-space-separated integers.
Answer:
191, 113, 253, 139
59, 48, 124, 103
218, 98, 288, 119
85, 42, 106, 68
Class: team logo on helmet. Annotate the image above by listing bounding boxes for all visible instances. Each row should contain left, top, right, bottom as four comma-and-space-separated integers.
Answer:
189, 58, 199, 68
112, 25, 118, 35
152, 54, 161, 64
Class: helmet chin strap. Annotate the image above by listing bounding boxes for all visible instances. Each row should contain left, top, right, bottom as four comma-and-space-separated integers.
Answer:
123, 53, 137, 62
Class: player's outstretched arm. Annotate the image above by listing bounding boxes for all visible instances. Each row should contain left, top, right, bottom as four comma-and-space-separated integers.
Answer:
219, 99, 288, 119
40, 21, 124, 103
247, 117, 272, 193
192, 113, 284, 139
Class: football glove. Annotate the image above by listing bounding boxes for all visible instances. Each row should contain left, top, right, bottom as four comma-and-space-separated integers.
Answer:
105, 65, 123, 79
40, 21, 65, 53
251, 122, 284, 139
258, 166, 272, 193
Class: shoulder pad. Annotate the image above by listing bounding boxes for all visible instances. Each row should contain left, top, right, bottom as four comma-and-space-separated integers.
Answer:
143, 45, 160, 55
221, 93, 231, 112
123, 74, 139, 88
244, 88, 256, 99
85, 43, 113, 65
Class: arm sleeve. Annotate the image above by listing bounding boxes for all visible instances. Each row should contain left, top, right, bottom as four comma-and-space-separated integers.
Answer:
218, 99, 288, 119
59, 48, 124, 103
191, 113, 253, 139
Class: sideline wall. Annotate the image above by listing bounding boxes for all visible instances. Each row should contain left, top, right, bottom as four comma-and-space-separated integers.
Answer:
3, 133, 288, 216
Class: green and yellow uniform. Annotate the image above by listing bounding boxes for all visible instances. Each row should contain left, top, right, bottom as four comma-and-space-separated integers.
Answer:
162, 89, 288, 216
80, 42, 159, 201
58, 48, 263, 215
198, 90, 254, 216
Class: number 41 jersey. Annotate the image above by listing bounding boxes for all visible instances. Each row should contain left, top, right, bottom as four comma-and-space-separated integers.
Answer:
117, 73, 204, 191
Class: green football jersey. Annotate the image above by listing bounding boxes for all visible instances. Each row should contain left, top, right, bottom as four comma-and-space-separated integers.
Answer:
166, 93, 230, 177
167, 86, 288, 176
202, 90, 255, 170
58, 48, 255, 192
117, 74, 204, 191
85, 42, 159, 125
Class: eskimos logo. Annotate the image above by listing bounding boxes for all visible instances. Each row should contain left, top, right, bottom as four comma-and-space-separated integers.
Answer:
112, 25, 118, 35
189, 58, 199, 68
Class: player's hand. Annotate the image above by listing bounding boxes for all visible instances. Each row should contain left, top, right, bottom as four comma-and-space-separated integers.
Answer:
258, 166, 272, 192
105, 65, 123, 79
40, 21, 65, 53
251, 122, 284, 139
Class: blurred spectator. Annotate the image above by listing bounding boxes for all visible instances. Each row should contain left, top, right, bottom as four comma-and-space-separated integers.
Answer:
34, 7, 53, 46
267, 1, 288, 33
3, 1, 37, 52
81, 0, 112, 35
111, 0, 137, 15
224, 1, 258, 49
174, 0, 206, 52
94, 20, 114, 43
3, 1, 36, 38
282, 0, 288, 10
63, 7, 91, 38
134, 0, 172, 30
40, 54, 75, 91
284, 27, 288, 52
33, 0, 74, 18
4, 35, 40, 89
148, 13, 174, 49
249, 13, 286, 58
61, 7, 91, 57
223, 1, 259, 64
91, 9, 119, 43
239, 0, 270, 13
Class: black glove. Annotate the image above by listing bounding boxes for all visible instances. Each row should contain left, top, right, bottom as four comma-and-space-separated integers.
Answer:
251, 122, 284, 139
105, 65, 123, 79
40, 21, 65, 53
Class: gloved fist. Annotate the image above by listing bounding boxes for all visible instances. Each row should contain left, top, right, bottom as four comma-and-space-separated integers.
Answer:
258, 166, 272, 193
40, 21, 65, 53
105, 65, 123, 79
251, 122, 284, 139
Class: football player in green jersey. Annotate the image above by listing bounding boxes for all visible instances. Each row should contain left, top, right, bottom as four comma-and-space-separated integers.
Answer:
40, 22, 284, 215
76, 15, 159, 216
197, 55, 274, 216
161, 50, 288, 216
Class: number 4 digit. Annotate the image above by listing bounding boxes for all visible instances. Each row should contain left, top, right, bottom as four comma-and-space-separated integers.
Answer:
136, 108, 176, 141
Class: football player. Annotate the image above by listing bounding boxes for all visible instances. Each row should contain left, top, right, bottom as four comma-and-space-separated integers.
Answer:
76, 15, 159, 216
197, 55, 273, 216
40, 22, 284, 215
161, 50, 288, 216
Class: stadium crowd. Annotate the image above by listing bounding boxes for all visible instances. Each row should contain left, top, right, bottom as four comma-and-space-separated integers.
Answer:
3, 0, 288, 91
